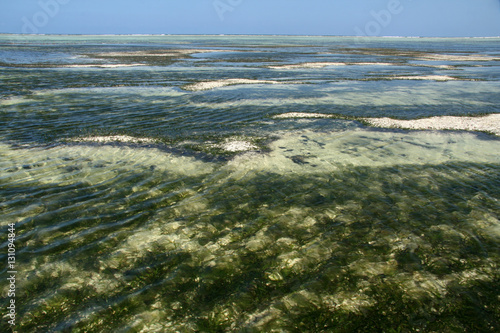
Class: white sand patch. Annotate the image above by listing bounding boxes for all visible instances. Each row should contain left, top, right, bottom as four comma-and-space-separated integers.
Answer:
390, 75, 458, 81
220, 140, 258, 152
69, 135, 156, 144
183, 78, 280, 91
268, 62, 347, 69
272, 112, 334, 119
268, 62, 396, 69
433, 65, 456, 69
62, 64, 146, 68
418, 54, 498, 62
364, 113, 500, 136
411, 64, 456, 70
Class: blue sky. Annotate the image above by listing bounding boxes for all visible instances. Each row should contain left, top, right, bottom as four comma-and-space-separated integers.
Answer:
1, 0, 499, 36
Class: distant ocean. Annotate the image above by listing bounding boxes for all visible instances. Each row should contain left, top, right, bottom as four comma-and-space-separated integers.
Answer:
1, 35, 499, 332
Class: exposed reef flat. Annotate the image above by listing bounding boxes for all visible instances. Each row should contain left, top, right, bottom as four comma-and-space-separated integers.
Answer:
273, 113, 500, 137
267, 62, 396, 69
390, 75, 459, 81
67, 135, 157, 144
364, 113, 500, 136
272, 112, 335, 119
183, 78, 281, 91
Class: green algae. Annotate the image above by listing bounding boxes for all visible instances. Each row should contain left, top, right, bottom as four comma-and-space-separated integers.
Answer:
2, 149, 499, 331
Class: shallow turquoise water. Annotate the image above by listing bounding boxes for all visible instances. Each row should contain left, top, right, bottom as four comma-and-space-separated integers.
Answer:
1, 35, 499, 332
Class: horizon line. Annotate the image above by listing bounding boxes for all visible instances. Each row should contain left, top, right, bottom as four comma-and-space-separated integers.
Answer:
1, 33, 500, 39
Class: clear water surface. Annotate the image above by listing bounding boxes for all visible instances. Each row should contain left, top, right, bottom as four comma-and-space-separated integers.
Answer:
1, 35, 499, 332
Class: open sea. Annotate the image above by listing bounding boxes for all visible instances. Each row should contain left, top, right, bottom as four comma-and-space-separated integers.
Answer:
1, 35, 500, 332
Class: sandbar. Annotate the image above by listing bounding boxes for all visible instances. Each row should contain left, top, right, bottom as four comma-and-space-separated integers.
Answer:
183, 79, 280, 91
273, 112, 334, 119
364, 113, 500, 136
417, 54, 498, 62
68, 135, 156, 144
390, 75, 458, 81
268, 62, 397, 69
268, 62, 347, 69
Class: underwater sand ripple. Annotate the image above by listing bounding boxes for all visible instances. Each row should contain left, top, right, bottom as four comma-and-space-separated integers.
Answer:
3, 130, 500, 332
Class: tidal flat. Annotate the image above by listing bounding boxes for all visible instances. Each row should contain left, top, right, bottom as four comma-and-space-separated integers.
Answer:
1, 35, 499, 332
